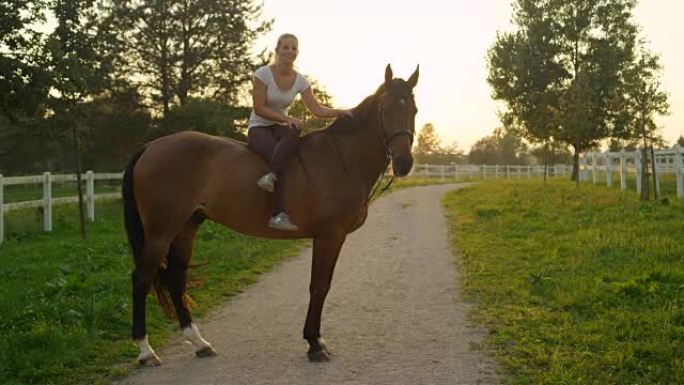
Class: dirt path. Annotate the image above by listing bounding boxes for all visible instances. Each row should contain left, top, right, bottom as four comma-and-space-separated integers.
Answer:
117, 184, 499, 385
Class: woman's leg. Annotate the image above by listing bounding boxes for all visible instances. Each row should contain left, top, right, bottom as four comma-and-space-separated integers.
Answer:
270, 125, 301, 213
247, 125, 279, 163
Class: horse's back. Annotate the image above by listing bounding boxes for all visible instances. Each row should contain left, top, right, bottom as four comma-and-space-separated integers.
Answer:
133, 131, 270, 237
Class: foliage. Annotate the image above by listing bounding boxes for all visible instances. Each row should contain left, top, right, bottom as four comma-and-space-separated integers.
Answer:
486, 0, 663, 181
615, 45, 670, 200
468, 127, 528, 165
80, 90, 153, 171
413, 123, 465, 164
0, 1, 51, 173
444, 180, 684, 384
108, 0, 271, 116
153, 98, 250, 141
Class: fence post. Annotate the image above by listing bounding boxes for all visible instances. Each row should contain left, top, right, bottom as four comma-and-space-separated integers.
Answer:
495, 165, 499, 178
0, 174, 3, 246
43, 172, 52, 232
676, 146, 684, 199
635, 151, 642, 195
506, 165, 510, 179
606, 153, 613, 187
481, 165, 486, 179
591, 152, 598, 184
87, 170, 95, 221
654, 152, 661, 197
620, 150, 627, 190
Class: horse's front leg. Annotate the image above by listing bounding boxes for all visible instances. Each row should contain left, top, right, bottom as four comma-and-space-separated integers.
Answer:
303, 231, 346, 362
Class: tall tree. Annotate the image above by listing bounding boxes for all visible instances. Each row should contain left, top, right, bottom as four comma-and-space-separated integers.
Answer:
488, 0, 639, 182
0, 0, 51, 172
110, 0, 271, 117
45, 0, 108, 236
414, 123, 442, 164
617, 45, 669, 200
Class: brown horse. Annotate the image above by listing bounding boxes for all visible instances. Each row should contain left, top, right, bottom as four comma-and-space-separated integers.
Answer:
122, 64, 419, 366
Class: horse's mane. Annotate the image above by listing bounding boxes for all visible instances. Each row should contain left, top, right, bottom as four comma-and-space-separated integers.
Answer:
322, 84, 386, 137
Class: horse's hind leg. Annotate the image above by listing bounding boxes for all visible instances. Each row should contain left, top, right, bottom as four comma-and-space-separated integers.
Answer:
165, 221, 216, 357
303, 232, 346, 362
132, 237, 170, 366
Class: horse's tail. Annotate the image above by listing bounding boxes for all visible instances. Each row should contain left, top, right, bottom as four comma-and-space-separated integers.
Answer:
122, 146, 146, 264
123, 146, 189, 320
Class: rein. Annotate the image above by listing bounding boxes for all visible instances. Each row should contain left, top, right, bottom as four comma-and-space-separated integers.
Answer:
366, 155, 394, 203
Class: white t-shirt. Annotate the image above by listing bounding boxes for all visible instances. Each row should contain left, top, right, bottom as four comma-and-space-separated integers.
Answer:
248, 65, 311, 128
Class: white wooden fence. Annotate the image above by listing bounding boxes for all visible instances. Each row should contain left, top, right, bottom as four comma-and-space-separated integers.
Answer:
407, 163, 571, 180
578, 146, 684, 199
0, 171, 122, 245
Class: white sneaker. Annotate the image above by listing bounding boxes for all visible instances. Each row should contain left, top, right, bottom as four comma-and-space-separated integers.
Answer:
268, 212, 298, 231
257, 172, 277, 192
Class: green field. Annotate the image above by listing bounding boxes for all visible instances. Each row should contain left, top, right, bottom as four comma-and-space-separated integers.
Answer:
443, 180, 684, 384
0, 201, 305, 385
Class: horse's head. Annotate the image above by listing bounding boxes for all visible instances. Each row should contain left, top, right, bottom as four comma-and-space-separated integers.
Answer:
377, 64, 419, 177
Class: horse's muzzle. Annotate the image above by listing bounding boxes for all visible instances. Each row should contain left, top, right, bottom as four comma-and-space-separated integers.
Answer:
392, 154, 413, 177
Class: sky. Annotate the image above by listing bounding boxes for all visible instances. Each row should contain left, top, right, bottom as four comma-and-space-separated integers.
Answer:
257, 0, 683, 151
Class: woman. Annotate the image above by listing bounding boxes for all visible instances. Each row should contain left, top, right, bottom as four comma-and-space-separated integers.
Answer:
248, 33, 351, 231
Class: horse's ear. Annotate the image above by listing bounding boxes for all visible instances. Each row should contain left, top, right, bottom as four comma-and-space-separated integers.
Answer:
385, 64, 393, 85
407, 65, 419, 89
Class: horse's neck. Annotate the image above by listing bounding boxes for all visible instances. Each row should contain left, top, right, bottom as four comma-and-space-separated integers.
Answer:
336, 107, 389, 191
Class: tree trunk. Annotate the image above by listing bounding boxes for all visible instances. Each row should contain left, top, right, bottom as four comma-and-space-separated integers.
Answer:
71, 124, 86, 239
542, 141, 548, 184
571, 144, 580, 186
651, 145, 658, 200
640, 145, 650, 201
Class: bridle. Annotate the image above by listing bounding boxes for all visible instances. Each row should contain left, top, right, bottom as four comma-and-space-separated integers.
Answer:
367, 90, 416, 203
376, 91, 416, 152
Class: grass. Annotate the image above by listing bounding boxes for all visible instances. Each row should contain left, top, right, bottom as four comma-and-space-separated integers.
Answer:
0, 200, 305, 385
443, 179, 684, 384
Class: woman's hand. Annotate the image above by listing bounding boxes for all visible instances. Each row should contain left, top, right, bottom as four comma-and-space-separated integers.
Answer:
285, 116, 303, 130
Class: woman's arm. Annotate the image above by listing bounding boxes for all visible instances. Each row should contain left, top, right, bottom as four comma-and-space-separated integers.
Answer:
300, 87, 351, 119
252, 77, 302, 127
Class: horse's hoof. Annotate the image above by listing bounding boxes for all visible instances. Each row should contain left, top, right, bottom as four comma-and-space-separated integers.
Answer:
138, 353, 161, 366
318, 339, 330, 354
195, 346, 217, 358
307, 349, 331, 362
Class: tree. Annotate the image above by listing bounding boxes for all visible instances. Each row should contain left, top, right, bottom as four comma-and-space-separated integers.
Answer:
45, 0, 109, 237
109, 0, 271, 117
80, 90, 153, 171
414, 123, 442, 163
617, 45, 669, 200
677, 136, 684, 148
156, 98, 249, 140
488, 0, 640, 182
468, 128, 528, 165
0, 1, 51, 173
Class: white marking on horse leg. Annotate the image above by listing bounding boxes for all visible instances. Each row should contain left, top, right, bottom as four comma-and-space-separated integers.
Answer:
183, 323, 215, 355
135, 335, 161, 366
